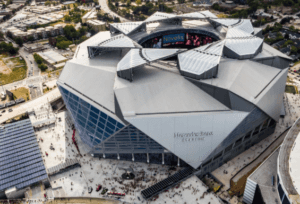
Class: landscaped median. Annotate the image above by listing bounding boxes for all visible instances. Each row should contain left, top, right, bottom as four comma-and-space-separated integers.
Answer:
285, 85, 299, 94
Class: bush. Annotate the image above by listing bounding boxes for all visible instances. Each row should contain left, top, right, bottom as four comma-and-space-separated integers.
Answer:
38, 63, 47, 71
33, 53, 43, 64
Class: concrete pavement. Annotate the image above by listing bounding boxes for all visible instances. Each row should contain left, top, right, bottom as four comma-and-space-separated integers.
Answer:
98, 0, 128, 22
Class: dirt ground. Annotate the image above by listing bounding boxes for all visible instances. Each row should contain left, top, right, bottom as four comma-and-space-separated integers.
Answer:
0, 60, 12, 74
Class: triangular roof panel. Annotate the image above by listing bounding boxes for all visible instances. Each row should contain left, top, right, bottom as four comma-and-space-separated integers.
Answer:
232, 19, 254, 34
98, 34, 141, 48
144, 11, 177, 23
117, 48, 181, 71
125, 110, 248, 168
110, 22, 144, 35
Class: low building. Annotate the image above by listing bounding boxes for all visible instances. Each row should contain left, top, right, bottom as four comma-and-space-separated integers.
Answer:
7, 4, 23, 11
12, 0, 26, 4
82, 8, 97, 23
23, 43, 45, 53
37, 50, 68, 65
0, 9, 12, 15
0, 119, 48, 199
87, 19, 105, 31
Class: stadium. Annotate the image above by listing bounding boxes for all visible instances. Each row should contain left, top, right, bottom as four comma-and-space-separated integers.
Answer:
57, 11, 291, 176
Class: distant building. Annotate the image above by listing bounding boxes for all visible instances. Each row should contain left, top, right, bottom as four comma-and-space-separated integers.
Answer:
23, 43, 45, 53
37, 50, 68, 65
82, 8, 97, 23
87, 19, 105, 32
7, 4, 23, 11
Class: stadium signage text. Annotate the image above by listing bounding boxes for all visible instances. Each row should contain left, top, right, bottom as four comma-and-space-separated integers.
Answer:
163, 33, 185, 44
174, 132, 213, 142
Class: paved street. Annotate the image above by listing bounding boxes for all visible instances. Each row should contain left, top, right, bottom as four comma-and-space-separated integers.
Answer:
98, 0, 128, 22
19, 47, 40, 77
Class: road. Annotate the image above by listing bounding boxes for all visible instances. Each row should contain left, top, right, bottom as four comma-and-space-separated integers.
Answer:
19, 47, 40, 77
98, 0, 128, 22
0, 88, 61, 124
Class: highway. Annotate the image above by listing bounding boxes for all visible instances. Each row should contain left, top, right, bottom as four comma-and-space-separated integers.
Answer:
98, 0, 128, 22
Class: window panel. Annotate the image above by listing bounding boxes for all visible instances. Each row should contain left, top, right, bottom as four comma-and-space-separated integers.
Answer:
91, 105, 100, 114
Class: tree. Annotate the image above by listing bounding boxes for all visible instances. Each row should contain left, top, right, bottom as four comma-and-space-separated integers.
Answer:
33, 53, 43, 64
212, 3, 220, 10
27, 36, 34, 42
126, 0, 131, 6
64, 15, 71, 22
45, 0, 51, 6
136, 0, 141, 5
165, 7, 173, 13
291, 46, 297, 54
38, 64, 47, 71
15, 37, 23, 46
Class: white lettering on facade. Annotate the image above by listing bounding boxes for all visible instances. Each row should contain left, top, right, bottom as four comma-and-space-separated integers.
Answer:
174, 131, 213, 142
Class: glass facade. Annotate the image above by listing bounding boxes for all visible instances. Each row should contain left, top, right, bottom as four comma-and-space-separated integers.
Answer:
93, 125, 165, 154
58, 85, 124, 148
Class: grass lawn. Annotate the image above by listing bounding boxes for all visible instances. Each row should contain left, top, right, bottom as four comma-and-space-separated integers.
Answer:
217, 13, 228, 18
0, 56, 27, 85
285, 85, 298, 94
11, 87, 30, 101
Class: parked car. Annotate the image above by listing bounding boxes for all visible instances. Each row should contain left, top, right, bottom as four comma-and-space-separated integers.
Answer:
88, 187, 93, 194
96, 185, 102, 192
101, 188, 108, 195
2, 110, 5, 113
8, 109, 12, 112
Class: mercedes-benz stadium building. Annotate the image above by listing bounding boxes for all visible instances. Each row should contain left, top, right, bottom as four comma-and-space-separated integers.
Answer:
57, 11, 291, 175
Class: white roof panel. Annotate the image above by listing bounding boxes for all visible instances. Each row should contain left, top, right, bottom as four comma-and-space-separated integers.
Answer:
99, 34, 140, 48
225, 37, 263, 56
144, 11, 176, 22
210, 18, 240, 27
114, 65, 229, 115
199, 10, 218, 18
141, 48, 181, 61
232, 19, 254, 34
125, 110, 248, 168
111, 22, 143, 35
178, 12, 206, 19
117, 48, 181, 71
201, 59, 281, 105
226, 27, 253, 38
117, 49, 146, 71
179, 41, 224, 75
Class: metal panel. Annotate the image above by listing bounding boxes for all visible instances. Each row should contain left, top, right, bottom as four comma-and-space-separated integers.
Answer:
58, 59, 118, 113
233, 19, 254, 34
125, 110, 248, 168
178, 41, 224, 79
144, 12, 177, 23
201, 59, 281, 107
254, 68, 288, 121
114, 65, 229, 115
110, 22, 144, 35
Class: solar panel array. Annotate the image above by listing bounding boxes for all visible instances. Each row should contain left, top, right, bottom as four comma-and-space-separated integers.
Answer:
0, 119, 48, 192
